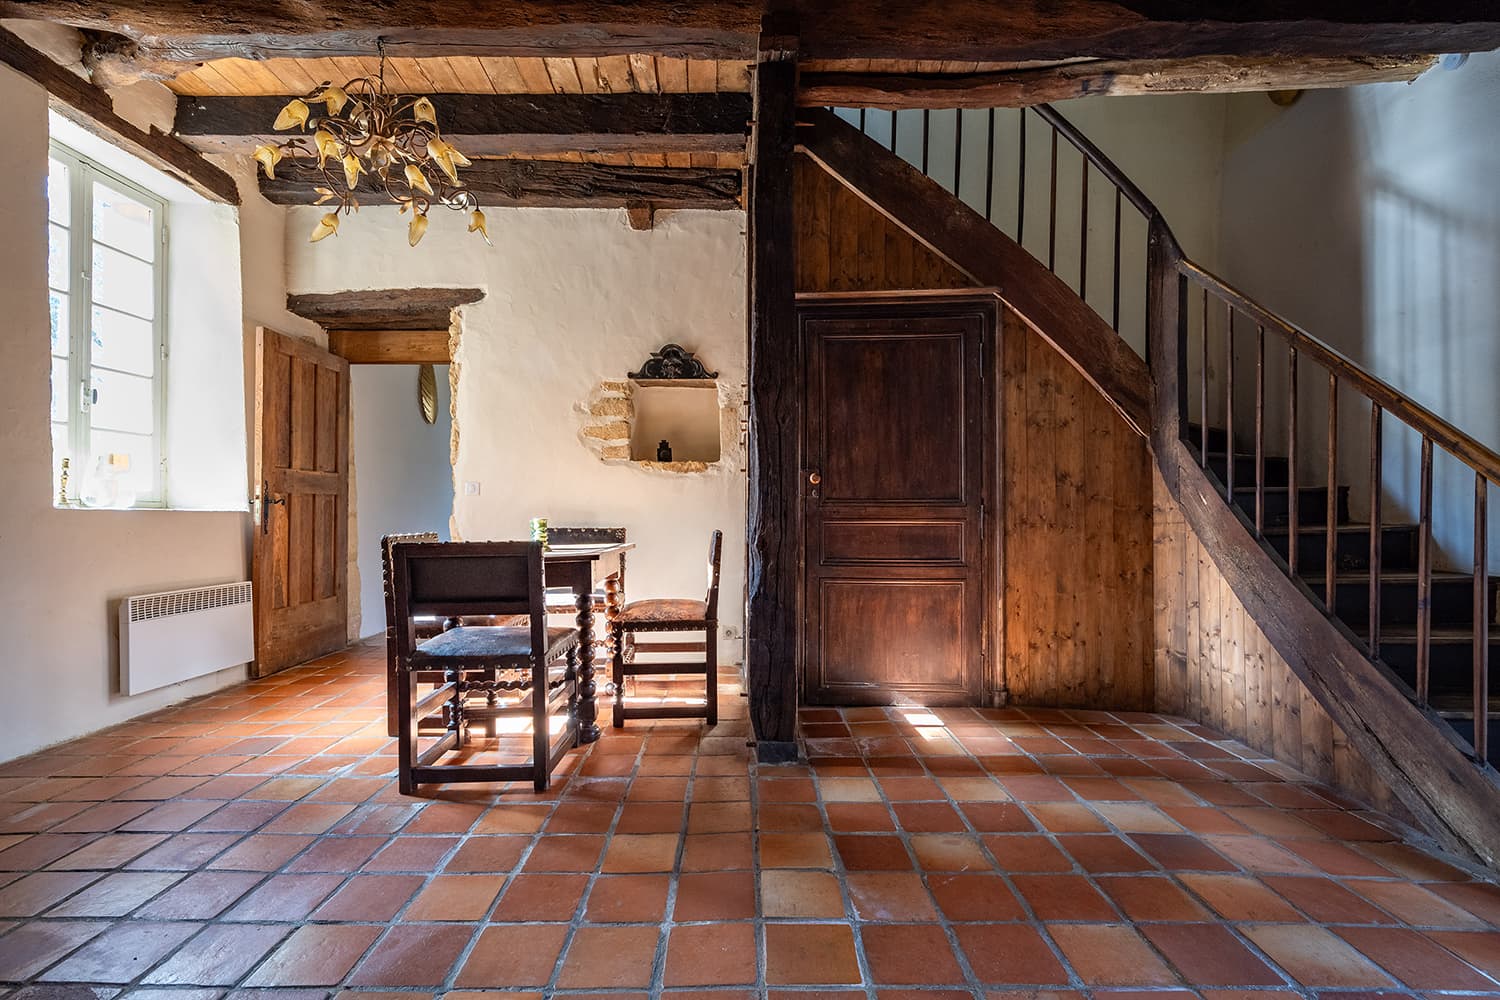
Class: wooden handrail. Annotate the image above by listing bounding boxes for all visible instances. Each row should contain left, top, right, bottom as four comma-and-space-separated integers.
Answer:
1031, 103, 1158, 222
1174, 256, 1500, 485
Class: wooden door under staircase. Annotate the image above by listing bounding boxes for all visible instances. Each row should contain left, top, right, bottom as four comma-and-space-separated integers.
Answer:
252, 327, 350, 677
799, 299, 993, 705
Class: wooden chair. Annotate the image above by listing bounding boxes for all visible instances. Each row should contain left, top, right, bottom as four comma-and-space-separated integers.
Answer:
610, 529, 722, 727
381, 532, 520, 737
390, 540, 580, 793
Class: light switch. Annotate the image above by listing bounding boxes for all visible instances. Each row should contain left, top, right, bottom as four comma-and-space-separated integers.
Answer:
463, 481, 481, 496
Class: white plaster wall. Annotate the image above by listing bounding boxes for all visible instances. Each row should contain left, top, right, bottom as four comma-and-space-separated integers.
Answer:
287, 207, 748, 659
352, 364, 454, 636
0, 65, 304, 762
1218, 55, 1500, 570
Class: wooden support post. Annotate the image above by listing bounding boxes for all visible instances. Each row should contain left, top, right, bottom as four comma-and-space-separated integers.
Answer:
745, 12, 799, 764
625, 202, 655, 231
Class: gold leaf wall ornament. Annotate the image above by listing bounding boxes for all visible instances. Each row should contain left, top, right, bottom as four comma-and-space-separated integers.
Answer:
418, 364, 437, 424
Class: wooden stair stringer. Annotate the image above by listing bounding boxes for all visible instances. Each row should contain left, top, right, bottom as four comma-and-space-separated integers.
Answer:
796, 107, 1152, 438
1158, 431, 1500, 871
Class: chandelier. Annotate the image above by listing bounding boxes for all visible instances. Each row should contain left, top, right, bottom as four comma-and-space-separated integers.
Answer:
253, 40, 489, 248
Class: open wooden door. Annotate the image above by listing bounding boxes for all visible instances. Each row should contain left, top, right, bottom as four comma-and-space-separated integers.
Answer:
252, 327, 349, 677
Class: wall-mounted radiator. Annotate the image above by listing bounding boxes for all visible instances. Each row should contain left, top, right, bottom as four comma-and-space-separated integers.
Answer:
119, 582, 254, 695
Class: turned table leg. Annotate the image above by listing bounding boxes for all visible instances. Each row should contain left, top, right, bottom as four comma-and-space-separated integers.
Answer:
605, 573, 625, 728
575, 589, 601, 744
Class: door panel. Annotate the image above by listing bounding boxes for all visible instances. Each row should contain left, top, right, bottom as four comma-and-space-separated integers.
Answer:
802, 304, 990, 706
253, 328, 349, 677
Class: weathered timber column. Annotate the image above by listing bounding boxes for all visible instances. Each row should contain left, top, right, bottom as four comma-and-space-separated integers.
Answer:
745, 13, 800, 764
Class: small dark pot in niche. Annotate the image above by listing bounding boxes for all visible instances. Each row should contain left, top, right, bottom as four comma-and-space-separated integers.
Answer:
657, 439, 673, 462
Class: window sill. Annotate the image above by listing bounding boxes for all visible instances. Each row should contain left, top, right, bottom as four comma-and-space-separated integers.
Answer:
54, 502, 248, 514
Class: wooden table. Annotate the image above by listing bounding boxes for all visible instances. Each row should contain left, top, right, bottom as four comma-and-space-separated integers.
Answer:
545, 542, 633, 743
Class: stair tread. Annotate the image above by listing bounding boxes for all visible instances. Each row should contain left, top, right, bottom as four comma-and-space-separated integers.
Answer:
1262, 523, 1417, 535
1382, 627, 1499, 642
1305, 570, 1482, 584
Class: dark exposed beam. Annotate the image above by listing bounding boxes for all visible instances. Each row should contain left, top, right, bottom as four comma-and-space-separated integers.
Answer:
745, 13, 799, 765
3, 2, 1499, 64
287, 288, 484, 331
0, 26, 238, 204
175, 92, 753, 155
261, 159, 742, 210
799, 53, 1439, 110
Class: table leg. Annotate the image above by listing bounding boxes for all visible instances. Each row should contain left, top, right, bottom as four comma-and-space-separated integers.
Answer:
605, 574, 624, 728
575, 590, 601, 743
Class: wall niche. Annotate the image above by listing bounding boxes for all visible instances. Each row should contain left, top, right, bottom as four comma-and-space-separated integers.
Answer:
627, 344, 721, 468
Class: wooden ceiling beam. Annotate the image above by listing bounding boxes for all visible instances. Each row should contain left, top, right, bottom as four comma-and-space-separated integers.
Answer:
2, 2, 1498, 64
175, 92, 752, 155
799, 53, 1440, 110
0, 26, 238, 204
261, 159, 742, 209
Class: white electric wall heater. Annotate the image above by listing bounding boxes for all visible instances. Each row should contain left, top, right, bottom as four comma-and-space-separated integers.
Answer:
119, 582, 254, 695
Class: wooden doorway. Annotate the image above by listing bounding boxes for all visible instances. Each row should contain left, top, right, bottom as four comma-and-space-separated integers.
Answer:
252, 327, 350, 677
800, 298, 995, 706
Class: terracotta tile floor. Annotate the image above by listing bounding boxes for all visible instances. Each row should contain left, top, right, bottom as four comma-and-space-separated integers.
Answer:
0, 640, 1498, 998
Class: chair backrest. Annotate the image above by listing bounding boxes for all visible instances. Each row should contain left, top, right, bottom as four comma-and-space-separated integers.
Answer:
549, 526, 627, 545
382, 532, 440, 637
390, 540, 547, 665
704, 529, 724, 620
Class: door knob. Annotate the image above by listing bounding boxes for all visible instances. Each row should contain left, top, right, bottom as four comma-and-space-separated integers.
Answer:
808, 471, 822, 485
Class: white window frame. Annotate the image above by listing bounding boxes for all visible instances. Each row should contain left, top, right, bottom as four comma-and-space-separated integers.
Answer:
49, 141, 170, 508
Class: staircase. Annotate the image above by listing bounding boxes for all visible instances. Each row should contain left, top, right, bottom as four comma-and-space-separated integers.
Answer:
1192, 423, 1500, 764
808, 101, 1500, 867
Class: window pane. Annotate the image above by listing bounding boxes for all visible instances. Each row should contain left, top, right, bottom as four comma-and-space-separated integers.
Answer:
90, 369, 154, 435
87, 429, 157, 503
92, 184, 155, 261
49, 291, 68, 355
51, 356, 70, 422
48, 223, 70, 291
91, 306, 154, 377
47, 158, 69, 225
91, 243, 154, 319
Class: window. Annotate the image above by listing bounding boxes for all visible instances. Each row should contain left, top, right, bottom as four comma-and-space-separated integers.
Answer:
49, 142, 168, 507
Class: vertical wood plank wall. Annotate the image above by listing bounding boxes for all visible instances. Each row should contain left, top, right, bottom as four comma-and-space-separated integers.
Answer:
1153, 470, 1409, 820
794, 154, 970, 293
1003, 310, 1154, 709
794, 156, 1155, 709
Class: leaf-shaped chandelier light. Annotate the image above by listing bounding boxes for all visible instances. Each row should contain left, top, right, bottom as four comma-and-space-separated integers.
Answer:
253, 39, 490, 248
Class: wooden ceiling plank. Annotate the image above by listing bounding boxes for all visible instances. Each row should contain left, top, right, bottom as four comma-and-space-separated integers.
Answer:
264, 56, 323, 94
594, 54, 635, 93
418, 56, 468, 92
715, 59, 750, 92
544, 56, 584, 93
475, 55, 525, 92
655, 56, 689, 92
445, 54, 494, 92
628, 54, 659, 94
685, 58, 717, 92
572, 56, 605, 94
513, 56, 555, 92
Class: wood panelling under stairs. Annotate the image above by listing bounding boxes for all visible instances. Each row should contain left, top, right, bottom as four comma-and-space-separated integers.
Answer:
792, 153, 1154, 710
1004, 309, 1153, 709
1153, 469, 1412, 823
794, 153, 968, 293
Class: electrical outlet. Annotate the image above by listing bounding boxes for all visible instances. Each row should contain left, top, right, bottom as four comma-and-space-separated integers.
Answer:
463, 481, 481, 496
722, 626, 740, 640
